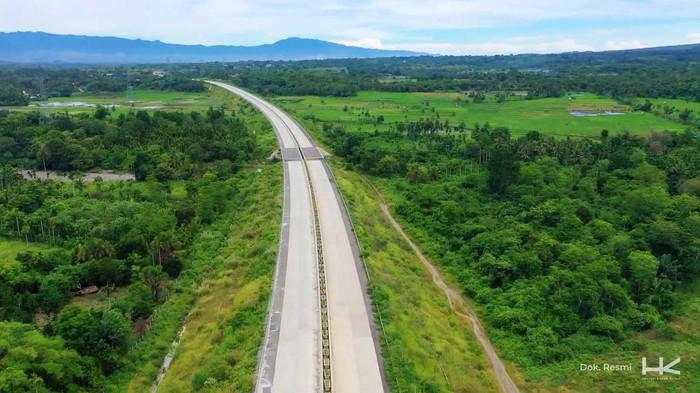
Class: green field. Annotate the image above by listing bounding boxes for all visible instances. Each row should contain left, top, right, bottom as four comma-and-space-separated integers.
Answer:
1, 85, 236, 113
639, 98, 700, 113
274, 91, 685, 138
0, 239, 50, 269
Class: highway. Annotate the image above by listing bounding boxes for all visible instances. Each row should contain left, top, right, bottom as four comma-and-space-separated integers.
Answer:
206, 81, 386, 393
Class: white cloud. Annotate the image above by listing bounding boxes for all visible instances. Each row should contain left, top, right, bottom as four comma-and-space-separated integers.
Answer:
0, 0, 698, 54
335, 38, 385, 49
383, 36, 669, 56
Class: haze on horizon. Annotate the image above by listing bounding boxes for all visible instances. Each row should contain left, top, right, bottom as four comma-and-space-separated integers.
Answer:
1, 0, 699, 56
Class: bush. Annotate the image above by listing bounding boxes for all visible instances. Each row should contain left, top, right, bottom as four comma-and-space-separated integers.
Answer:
587, 315, 624, 339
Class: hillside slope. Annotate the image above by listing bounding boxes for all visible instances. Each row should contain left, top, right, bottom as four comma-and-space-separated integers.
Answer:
0, 32, 420, 63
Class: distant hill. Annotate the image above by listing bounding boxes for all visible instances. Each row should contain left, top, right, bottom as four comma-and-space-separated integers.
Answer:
0, 32, 422, 63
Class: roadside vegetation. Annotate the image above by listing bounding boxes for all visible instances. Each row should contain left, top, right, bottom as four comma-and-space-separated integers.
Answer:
331, 162, 500, 393
0, 99, 277, 392
146, 95, 281, 393
122, 163, 280, 393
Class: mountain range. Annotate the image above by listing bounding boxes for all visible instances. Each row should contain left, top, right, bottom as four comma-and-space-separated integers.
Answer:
0, 31, 421, 63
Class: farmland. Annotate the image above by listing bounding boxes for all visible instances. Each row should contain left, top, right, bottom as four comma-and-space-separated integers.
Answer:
274, 91, 685, 138
1, 85, 237, 113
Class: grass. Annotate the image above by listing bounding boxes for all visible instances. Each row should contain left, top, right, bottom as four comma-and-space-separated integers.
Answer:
0, 239, 52, 269
330, 161, 500, 393
273, 91, 685, 138
155, 162, 281, 393
104, 93, 280, 393
637, 97, 700, 113
108, 163, 281, 393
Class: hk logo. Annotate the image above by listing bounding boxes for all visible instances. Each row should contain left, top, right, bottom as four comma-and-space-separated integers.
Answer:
641, 357, 681, 375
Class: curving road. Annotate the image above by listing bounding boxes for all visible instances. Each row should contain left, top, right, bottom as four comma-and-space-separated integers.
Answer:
206, 81, 386, 393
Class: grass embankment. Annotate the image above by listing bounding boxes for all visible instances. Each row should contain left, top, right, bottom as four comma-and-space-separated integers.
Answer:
107, 93, 281, 392
154, 161, 281, 392
152, 91, 281, 393
330, 161, 500, 393
109, 163, 281, 393
274, 91, 684, 138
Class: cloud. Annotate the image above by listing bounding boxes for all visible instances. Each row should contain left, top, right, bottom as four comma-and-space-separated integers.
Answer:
335, 38, 385, 49
383, 36, 665, 55
0, 0, 698, 54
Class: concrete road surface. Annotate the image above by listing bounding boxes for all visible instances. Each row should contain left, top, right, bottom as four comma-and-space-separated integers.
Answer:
307, 160, 385, 393
206, 81, 386, 393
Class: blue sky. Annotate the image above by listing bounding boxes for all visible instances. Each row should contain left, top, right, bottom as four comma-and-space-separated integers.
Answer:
1, 0, 699, 55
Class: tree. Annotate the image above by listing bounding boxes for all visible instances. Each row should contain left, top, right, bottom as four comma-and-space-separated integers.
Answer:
138, 265, 168, 301
588, 315, 624, 339
625, 186, 670, 224
487, 143, 519, 195
678, 108, 693, 123
679, 176, 700, 196
376, 155, 400, 176
53, 305, 131, 373
35, 131, 74, 171
133, 151, 156, 181
0, 87, 28, 106
0, 321, 99, 392
635, 99, 652, 112
94, 105, 109, 120
628, 251, 659, 303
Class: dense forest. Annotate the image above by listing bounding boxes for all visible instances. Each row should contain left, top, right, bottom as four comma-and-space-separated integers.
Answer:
318, 119, 699, 366
182, 44, 700, 99
0, 107, 261, 391
213, 64, 698, 100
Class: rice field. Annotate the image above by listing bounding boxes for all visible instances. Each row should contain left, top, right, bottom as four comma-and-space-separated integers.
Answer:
273, 91, 686, 138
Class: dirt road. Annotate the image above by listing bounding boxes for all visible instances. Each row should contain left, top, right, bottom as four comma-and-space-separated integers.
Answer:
372, 187, 520, 393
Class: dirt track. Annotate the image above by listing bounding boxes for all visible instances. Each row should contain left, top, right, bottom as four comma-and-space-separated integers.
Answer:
369, 183, 520, 393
